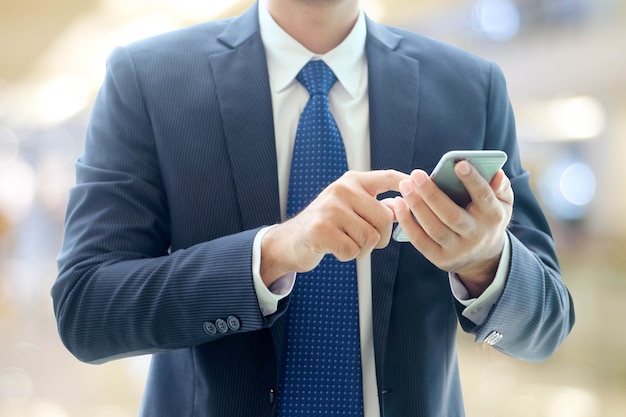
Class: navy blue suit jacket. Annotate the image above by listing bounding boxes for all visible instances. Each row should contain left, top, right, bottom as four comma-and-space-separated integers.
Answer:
53, 3, 574, 416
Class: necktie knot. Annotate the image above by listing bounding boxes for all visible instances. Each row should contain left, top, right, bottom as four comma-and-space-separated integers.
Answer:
297, 60, 337, 96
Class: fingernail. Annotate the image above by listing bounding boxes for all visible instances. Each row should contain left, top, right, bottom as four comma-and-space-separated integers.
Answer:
457, 161, 471, 176
412, 171, 427, 186
399, 180, 413, 195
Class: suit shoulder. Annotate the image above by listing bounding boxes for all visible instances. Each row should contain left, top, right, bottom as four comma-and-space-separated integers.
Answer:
115, 18, 236, 60
384, 25, 493, 73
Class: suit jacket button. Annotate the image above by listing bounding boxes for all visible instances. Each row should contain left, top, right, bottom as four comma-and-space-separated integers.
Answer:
215, 318, 229, 333
269, 388, 276, 405
203, 321, 217, 335
227, 315, 241, 331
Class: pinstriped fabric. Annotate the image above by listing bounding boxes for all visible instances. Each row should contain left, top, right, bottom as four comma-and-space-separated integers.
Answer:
58, 230, 265, 362
470, 234, 573, 357
377, 248, 462, 416
367, 39, 420, 176
210, 32, 281, 230
53, 31, 275, 363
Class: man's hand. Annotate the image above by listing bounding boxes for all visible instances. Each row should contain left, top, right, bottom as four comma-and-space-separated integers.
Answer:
261, 170, 409, 286
393, 160, 514, 297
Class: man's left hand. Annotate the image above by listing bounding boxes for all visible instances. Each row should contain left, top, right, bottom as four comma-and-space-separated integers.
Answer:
392, 160, 514, 298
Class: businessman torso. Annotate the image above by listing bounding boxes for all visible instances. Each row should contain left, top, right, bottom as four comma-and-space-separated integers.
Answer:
130, 10, 488, 414
54, 3, 573, 417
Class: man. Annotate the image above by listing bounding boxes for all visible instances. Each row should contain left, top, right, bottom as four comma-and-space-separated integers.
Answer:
52, 0, 575, 416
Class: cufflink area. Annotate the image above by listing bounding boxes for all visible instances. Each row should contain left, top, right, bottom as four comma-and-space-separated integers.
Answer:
484, 331, 503, 346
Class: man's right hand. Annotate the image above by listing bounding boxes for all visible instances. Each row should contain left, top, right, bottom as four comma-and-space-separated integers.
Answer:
260, 170, 408, 286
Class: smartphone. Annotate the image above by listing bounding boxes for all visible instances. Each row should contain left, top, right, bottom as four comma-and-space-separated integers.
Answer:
392, 150, 508, 242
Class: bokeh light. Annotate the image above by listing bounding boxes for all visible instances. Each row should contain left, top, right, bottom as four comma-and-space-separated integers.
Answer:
0, 127, 19, 167
471, 0, 520, 41
560, 162, 596, 206
539, 156, 596, 221
545, 386, 602, 417
0, 158, 37, 222
550, 96, 607, 140
515, 96, 607, 142
0, 367, 34, 403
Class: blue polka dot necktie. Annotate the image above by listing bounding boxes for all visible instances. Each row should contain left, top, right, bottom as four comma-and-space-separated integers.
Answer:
277, 60, 364, 416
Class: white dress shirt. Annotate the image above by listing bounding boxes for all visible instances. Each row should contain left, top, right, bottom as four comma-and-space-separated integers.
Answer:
251, 1, 510, 415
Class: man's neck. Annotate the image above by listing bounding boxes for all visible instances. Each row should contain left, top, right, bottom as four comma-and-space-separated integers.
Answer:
265, 0, 360, 54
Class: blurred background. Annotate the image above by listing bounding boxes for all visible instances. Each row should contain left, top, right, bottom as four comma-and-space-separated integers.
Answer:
0, 0, 624, 416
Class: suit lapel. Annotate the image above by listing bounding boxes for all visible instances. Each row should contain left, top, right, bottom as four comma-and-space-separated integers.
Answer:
211, 4, 281, 230
212, 3, 288, 385
365, 16, 421, 387
366, 20, 420, 175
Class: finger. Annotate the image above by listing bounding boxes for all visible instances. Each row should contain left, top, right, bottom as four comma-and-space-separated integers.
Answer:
406, 169, 453, 208
353, 169, 410, 197
403, 171, 466, 237
373, 204, 394, 249
333, 217, 381, 259
399, 175, 460, 247
309, 211, 364, 262
393, 196, 424, 242
454, 160, 496, 210
311, 188, 390, 256
393, 196, 449, 264
338, 172, 404, 248
307, 170, 410, 257
345, 200, 395, 250
379, 197, 398, 222
491, 170, 514, 206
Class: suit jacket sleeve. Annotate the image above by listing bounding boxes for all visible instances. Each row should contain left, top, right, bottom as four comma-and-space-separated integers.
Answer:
52, 45, 283, 364
457, 63, 575, 361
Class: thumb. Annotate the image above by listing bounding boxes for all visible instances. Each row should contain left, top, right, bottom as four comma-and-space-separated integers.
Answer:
379, 197, 398, 222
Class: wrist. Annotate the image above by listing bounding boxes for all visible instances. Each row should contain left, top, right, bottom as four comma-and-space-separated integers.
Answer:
260, 225, 292, 287
458, 233, 508, 297
457, 255, 501, 298
458, 271, 496, 299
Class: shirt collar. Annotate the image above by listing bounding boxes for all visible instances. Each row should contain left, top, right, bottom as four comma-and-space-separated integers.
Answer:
258, 0, 366, 98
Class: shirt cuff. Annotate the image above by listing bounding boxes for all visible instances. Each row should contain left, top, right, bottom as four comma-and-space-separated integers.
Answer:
449, 233, 511, 325
252, 226, 295, 316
